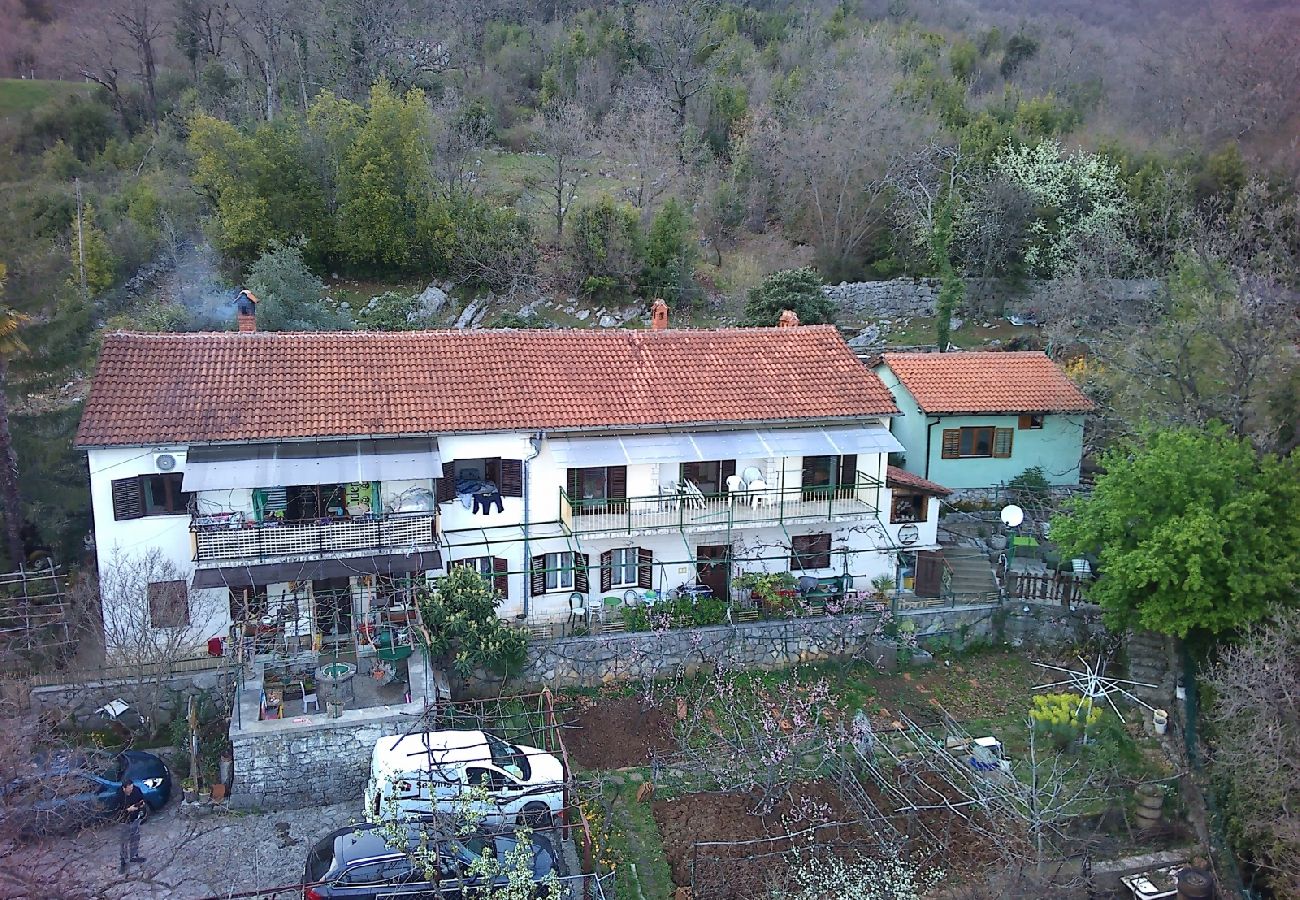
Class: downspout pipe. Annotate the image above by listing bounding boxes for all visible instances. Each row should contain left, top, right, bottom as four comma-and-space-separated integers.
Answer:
520, 432, 543, 619
924, 416, 941, 481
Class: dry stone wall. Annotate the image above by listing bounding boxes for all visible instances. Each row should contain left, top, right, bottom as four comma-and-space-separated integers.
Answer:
823, 277, 1161, 320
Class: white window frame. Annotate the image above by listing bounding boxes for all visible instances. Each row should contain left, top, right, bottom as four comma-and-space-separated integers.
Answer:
456, 556, 495, 578
544, 552, 574, 592
610, 548, 639, 588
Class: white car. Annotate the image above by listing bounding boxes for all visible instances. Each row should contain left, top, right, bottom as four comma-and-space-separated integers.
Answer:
363, 730, 566, 828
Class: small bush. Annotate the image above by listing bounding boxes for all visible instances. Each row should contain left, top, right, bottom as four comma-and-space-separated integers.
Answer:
1030, 692, 1101, 749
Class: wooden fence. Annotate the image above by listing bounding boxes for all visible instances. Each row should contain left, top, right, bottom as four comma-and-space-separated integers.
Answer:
1006, 571, 1085, 606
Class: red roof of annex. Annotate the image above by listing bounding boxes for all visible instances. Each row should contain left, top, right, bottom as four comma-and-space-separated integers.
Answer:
879, 351, 1095, 415
77, 327, 900, 446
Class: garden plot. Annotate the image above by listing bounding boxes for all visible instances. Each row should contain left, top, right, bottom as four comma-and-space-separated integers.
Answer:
565, 650, 1186, 898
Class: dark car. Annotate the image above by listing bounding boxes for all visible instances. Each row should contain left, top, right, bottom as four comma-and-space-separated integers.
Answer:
0, 750, 172, 835
303, 822, 557, 899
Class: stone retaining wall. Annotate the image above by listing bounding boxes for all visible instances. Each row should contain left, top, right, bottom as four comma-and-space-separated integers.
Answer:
822, 277, 1161, 320
228, 652, 434, 811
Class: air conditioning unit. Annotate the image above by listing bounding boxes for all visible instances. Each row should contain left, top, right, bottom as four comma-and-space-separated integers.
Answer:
153, 452, 184, 473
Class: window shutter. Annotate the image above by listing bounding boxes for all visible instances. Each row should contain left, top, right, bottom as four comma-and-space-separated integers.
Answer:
719, 459, 737, 491
637, 548, 653, 589
1018, 414, 1033, 430
993, 428, 1014, 458
941, 429, 960, 459
492, 557, 509, 597
530, 555, 546, 596
800, 457, 819, 485
838, 454, 858, 487
111, 477, 144, 521
436, 461, 455, 504
573, 553, 589, 594
791, 533, 832, 570
607, 466, 627, 500
600, 551, 612, 592
565, 469, 581, 504
498, 459, 523, 497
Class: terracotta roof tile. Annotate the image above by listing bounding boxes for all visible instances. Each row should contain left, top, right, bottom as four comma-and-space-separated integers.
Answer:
886, 465, 952, 496
880, 351, 1094, 415
77, 327, 899, 446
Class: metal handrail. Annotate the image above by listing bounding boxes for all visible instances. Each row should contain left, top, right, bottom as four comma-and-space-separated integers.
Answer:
191, 509, 440, 562
560, 476, 880, 535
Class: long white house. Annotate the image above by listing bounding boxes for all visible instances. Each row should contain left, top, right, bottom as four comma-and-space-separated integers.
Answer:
76, 304, 950, 652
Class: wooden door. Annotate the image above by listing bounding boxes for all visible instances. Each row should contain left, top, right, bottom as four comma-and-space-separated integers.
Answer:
914, 550, 944, 598
695, 545, 731, 600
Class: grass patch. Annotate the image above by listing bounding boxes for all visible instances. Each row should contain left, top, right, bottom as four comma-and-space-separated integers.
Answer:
0, 79, 97, 118
581, 778, 675, 900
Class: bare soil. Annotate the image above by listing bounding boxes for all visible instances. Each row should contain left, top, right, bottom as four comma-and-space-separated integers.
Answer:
559, 695, 678, 770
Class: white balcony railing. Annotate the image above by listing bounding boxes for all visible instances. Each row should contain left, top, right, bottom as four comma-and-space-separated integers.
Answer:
191, 511, 439, 562
561, 479, 880, 536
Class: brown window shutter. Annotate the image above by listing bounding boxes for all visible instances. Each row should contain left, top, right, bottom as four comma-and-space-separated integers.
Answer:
530, 555, 546, 596
637, 548, 653, 589
111, 477, 144, 521
1018, 414, 1033, 430
573, 553, 589, 594
838, 454, 858, 487
492, 557, 509, 597
801, 456, 820, 485
607, 466, 627, 500
993, 428, 1014, 458
436, 461, 455, 504
719, 459, 737, 491
792, 533, 832, 570
565, 468, 581, 503
600, 550, 612, 593
941, 429, 960, 459
148, 580, 190, 628
498, 459, 523, 497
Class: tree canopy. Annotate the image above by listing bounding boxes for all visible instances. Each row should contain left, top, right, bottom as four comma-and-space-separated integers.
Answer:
1050, 425, 1300, 637
743, 267, 835, 327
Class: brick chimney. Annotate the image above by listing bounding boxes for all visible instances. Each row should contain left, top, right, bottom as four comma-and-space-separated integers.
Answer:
778, 309, 800, 328
650, 298, 669, 331
235, 289, 258, 333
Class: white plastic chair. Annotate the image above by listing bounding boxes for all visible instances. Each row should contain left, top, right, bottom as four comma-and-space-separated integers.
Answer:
747, 478, 769, 507
725, 474, 744, 506
742, 466, 764, 485
301, 680, 319, 713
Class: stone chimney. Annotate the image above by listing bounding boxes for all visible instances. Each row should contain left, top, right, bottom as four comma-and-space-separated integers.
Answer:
650, 298, 669, 331
235, 289, 258, 333
778, 309, 800, 328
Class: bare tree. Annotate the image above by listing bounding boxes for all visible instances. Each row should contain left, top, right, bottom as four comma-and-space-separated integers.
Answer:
604, 84, 678, 214
1204, 609, 1300, 899
525, 100, 594, 239
429, 96, 493, 203
639, 0, 722, 128
76, 550, 223, 729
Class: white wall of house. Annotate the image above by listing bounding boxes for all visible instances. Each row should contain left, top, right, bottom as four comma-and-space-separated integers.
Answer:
86, 444, 229, 654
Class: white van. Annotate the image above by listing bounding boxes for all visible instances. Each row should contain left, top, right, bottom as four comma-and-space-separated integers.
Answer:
363, 730, 566, 828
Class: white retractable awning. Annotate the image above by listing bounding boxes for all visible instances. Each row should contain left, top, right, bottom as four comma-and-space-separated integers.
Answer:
182, 438, 441, 491
545, 425, 903, 467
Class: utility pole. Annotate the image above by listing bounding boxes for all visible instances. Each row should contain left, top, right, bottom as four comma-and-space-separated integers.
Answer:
74, 177, 88, 300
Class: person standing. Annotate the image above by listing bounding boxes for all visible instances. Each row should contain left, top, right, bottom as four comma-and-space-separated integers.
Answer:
118, 781, 147, 874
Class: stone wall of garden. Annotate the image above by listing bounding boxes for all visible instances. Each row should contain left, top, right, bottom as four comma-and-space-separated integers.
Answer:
512, 601, 1104, 691
822, 277, 1161, 320
227, 652, 435, 810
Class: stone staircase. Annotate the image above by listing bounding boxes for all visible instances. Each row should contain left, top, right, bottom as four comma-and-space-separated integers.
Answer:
1125, 630, 1172, 703
940, 546, 1000, 602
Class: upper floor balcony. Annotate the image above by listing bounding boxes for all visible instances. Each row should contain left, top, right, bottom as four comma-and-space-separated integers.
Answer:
190, 509, 440, 563
560, 477, 881, 536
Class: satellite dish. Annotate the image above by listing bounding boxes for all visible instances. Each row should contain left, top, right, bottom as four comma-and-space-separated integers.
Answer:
1000, 504, 1024, 528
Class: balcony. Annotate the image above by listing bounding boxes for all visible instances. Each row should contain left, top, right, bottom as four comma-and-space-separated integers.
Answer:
561, 479, 880, 536
191, 510, 440, 563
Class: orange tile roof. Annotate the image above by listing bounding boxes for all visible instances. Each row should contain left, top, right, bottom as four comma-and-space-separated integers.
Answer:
77, 327, 899, 446
880, 351, 1094, 415
886, 465, 952, 497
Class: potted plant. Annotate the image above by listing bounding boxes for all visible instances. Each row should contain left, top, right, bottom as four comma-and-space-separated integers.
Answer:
197, 780, 211, 803
181, 777, 197, 803
870, 574, 894, 601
